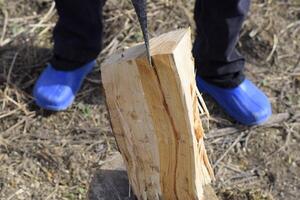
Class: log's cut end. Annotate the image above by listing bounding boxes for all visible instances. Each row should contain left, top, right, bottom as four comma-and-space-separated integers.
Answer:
101, 28, 215, 200
102, 29, 189, 67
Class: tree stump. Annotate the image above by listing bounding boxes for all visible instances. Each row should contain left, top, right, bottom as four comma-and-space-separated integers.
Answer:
101, 29, 216, 200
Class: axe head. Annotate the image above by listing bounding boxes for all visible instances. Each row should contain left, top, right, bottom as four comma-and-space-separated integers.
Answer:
131, 0, 152, 66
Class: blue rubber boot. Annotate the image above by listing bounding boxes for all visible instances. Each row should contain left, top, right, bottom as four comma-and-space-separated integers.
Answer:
33, 60, 95, 111
196, 77, 272, 125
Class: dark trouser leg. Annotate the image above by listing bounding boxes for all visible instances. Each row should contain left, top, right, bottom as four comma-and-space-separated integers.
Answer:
193, 0, 250, 88
50, 0, 105, 70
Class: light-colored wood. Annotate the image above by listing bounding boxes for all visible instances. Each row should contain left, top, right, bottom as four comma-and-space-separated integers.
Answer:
102, 29, 215, 200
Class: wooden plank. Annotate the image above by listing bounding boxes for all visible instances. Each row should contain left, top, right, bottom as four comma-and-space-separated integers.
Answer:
101, 29, 216, 200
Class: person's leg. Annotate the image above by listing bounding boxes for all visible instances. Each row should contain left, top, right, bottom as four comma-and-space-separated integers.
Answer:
51, 0, 105, 70
193, 0, 272, 125
193, 0, 250, 88
33, 0, 105, 111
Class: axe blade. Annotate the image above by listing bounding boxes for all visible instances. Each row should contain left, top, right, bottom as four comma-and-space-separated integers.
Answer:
131, 0, 152, 66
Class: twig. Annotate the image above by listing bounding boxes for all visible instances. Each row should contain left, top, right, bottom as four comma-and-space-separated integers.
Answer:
279, 20, 300, 36
213, 132, 245, 168
7, 51, 19, 84
45, 184, 59, 200
263, 112, 290, 126
0, 29, 27, 47
266, 34, 278, 62
3, 118, 26, 136
4, 94, 29, 115
223, 164, 243, 173
0, 8, 8, 45
196, 87, 210, 118
86, 77, 102, 84
244, 130, 254, 149
293, 55, 300, 70
226, 176, 259, 187
207, 127, 241, 139
0, 108, 20, 120
207, 113, 290, 139
7, 189, 24, 200
29, 2, 56, 34
266, 122, 293, 159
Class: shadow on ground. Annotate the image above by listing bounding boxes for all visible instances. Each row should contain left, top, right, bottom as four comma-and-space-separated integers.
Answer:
89, 169, 135, 200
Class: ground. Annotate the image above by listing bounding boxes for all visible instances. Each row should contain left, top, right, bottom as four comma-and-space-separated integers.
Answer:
0, 0, 299, 199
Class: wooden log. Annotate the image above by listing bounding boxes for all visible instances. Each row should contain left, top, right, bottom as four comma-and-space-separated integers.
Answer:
101, 29, 215, 200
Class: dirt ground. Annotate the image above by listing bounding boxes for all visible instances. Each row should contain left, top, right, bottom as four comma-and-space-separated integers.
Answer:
0, 0, 299, 199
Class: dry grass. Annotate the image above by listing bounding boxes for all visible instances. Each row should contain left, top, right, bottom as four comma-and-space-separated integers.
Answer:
0, 0, 299, 199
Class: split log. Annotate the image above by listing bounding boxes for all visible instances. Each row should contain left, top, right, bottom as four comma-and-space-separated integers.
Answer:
101, 29, 215, 200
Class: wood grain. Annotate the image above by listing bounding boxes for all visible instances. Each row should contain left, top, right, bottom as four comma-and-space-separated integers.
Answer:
102, 29, 216, 200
